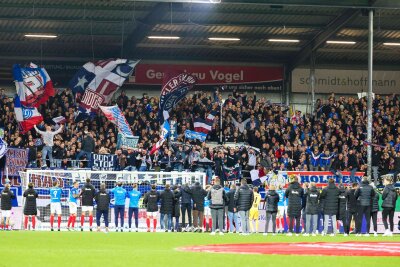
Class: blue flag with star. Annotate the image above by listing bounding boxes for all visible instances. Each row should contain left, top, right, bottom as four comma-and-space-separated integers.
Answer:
68, 62, 96, 94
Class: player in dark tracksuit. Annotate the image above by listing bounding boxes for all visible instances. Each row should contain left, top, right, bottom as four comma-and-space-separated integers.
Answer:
23, 183, 38, 230
355, 178, 375, 236
370, 185, 380, 236
285, 176, 304, 235
95, 183, 110, 232
345, 183, 358, 235
337, 184, 347, 235
1, 184, 15, 230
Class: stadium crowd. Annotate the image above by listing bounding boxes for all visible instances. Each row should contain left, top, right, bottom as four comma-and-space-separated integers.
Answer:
0, 88, 400, 184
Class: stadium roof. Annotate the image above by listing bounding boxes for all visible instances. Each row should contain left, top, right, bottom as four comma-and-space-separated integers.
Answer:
0, 0, 400, 83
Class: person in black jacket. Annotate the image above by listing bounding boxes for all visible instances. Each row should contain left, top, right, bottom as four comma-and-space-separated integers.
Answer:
79, 178, 96, 231
207, 178, 228, 235
345, 183, 359, 235
226, 184, 238, 233
371, 147, 382, 184
330, 153, 345, 183
143, 184, 160, 232
76, 131, 95, 168
172, 186, 181, 232
160, 184, 174, 232
23, 183, 38, 230
234, 179, 254, 235
382, 176, 397, 236
320, 178, 340, 236
285, 175, 303, 236
1, 184, 15, 230
355, 177, 375, 236
370, 183, 380, 237
304, 182, 320, 236
347, 149, 358, 183
191, 182, 208, 232
95, 183, 110, 232
337, 184, 347, 236
180, 183, 192, 231
264, 185, 280, 235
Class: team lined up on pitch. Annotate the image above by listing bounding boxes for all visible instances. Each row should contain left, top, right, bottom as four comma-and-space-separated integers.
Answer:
0, 174, 398, 236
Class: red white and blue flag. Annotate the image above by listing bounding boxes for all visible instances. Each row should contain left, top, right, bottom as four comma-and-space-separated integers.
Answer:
14, 95, 43, 133
194, 109, 217, 134
158, 71, 197, 123
52, 116, 66, 125
69, 59, 140, 121
150, 121, 170, 155
13, 63, 55, 108
99, 105, 133, 137
0, 137, 7, 159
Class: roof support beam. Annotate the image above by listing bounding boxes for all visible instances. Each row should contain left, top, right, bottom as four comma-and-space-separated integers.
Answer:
288, 8, 360, 71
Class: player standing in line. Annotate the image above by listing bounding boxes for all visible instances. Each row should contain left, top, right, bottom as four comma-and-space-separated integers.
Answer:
95, 183, 110, 233
111, 181, 127, 232
249, 187, 261, 234
79, 178, 96, 232
1, 184, 15, 230
203, 185, 212, 232
276, 185, 287, 233
67, 181, 80, 231
143, 184, 160, 232
23, 183, 38, 230
128, 183, 141, 232
49, 181, 62, 231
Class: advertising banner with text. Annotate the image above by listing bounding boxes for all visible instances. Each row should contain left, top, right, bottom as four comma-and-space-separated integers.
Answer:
292, 68, 399, 94
129, 64, 283, 91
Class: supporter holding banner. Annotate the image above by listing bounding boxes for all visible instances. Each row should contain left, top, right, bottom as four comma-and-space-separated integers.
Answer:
14, 95, 43, 133
185, 130, 207, 142
69, 59, 140, 121
99, 105, 134, 137
13, 63, 55, 108
116, 134, 139, 149
158, 71, 197, 123
91, 153, 117, 171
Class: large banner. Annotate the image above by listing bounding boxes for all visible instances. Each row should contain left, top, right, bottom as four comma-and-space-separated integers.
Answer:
91, 153, 117, 171
6, 148, 29, 177
129, 64, 283, 91
292, 68, 399, 94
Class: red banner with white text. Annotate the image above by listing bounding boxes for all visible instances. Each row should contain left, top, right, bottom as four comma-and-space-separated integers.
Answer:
129, 64, 283, 91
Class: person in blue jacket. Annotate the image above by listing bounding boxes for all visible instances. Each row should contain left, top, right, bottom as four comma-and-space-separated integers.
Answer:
128, 183, 141, 232
307, 147, 320, 171
111, 182, 127, 232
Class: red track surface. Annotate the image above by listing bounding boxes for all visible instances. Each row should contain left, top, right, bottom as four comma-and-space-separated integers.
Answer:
179, 242, 400, 257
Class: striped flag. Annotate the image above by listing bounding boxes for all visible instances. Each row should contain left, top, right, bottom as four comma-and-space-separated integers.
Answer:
194, 109, 217, 134
99, 105, 133, 137
150, 121, 170, 155
0, 137, 7, 159
52, 116, 66, 124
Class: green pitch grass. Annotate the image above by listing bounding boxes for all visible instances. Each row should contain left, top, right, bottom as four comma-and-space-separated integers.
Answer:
0, 231, 399, 267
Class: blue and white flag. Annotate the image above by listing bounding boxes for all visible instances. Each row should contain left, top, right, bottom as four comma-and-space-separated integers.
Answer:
185, 130, 207, 142
69, 59, 140, 121
150, 120, 170, 155
158, 71, 196, 123
0, 137, 7, 159
99, 105, 133, 137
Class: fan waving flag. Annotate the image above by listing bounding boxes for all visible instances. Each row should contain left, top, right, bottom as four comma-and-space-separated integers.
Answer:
99, 105, 133, 137
14, 95, 43, 133
158, 71, 197, 123
13, 63, 55, 108
194, 108, 217, 134
69, 59, 140, 121
150, 121, 170, 155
